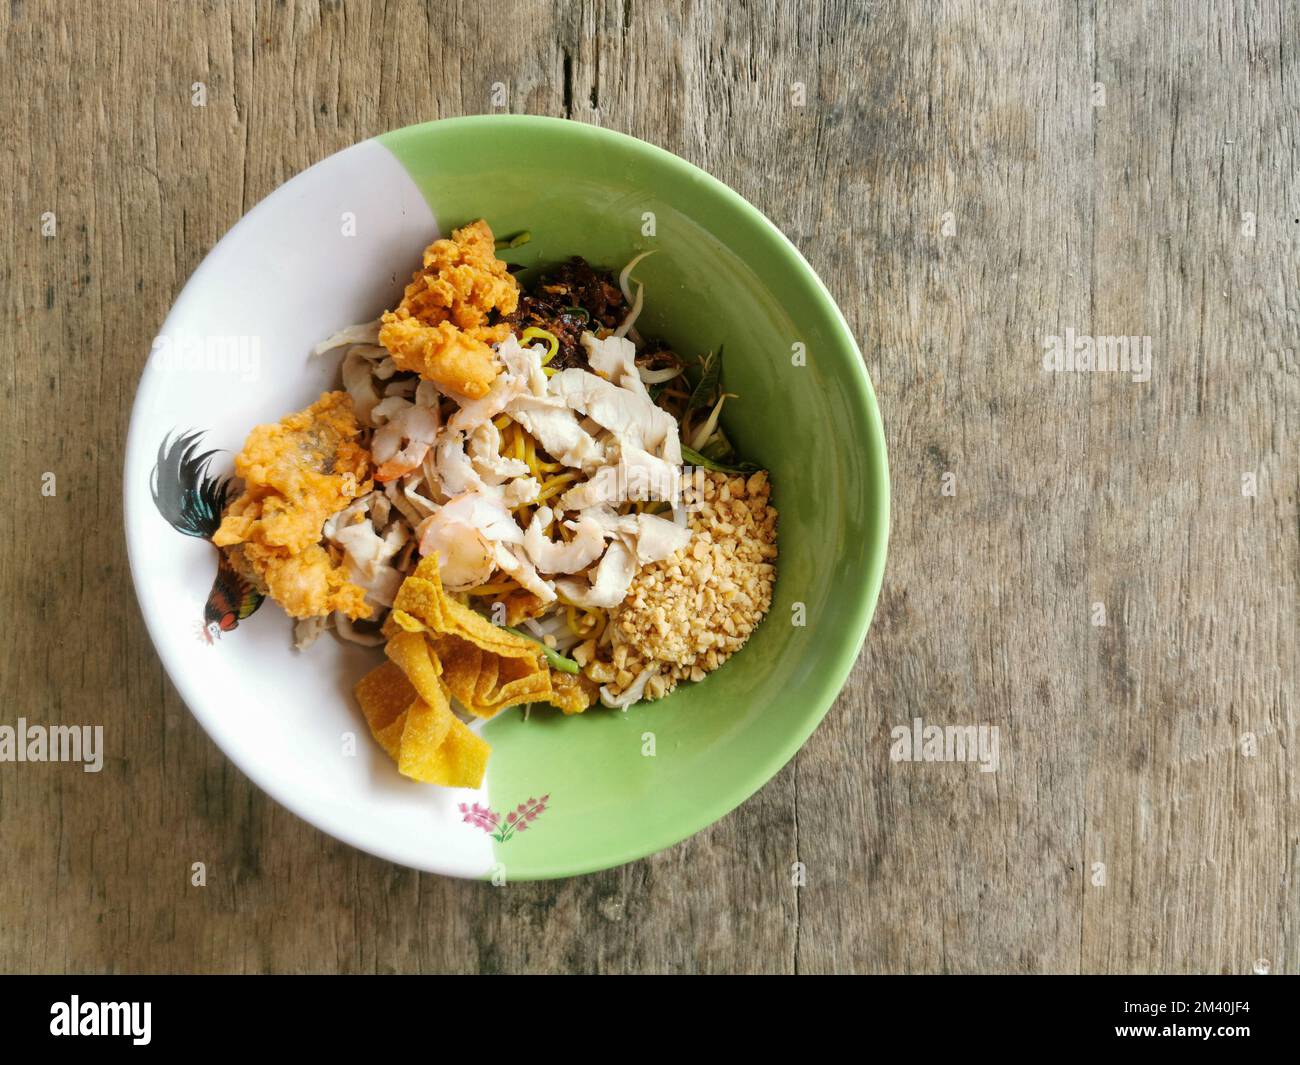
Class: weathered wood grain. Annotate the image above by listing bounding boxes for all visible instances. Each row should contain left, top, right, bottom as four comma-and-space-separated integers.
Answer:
0, 0, 1294, 974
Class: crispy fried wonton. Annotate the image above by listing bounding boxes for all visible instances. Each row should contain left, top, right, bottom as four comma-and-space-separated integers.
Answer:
353, 652, 491, 788
378, 219, 519, 400
213, 391, 373, 619
386, 555, 550, 718
353, 555, 594, 786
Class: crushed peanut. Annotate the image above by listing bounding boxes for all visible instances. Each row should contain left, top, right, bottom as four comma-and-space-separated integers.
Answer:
589, 469, 777, 701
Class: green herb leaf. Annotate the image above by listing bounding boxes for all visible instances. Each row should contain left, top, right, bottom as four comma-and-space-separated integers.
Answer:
699, 427, 737, 463
684, 346, 724, 422
681, 444, 759, 475
495, 230, 533, 249
504, 626, 581, 674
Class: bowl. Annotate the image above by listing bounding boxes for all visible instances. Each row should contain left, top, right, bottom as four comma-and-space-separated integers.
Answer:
123, 115, 890, 878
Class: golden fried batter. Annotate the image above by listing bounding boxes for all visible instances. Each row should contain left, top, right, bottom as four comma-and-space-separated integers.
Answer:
238, 541, 370, 621
213, 391, 373, 619
503, 590, 547, 626
378, 219, 519, 399
547, 669, 598, 715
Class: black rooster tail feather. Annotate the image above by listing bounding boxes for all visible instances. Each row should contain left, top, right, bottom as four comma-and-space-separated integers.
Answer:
150, 430, 233, 540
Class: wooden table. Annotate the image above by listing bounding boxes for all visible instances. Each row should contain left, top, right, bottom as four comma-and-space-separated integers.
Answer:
1, 0, 1294, 974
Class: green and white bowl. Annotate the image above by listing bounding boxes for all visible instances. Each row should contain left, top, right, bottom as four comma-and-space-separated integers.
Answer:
124, 116, 889, 879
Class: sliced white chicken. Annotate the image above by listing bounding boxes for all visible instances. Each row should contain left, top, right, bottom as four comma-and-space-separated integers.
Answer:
398, 471, 438, 516
342, 348, 382, 425
617, 442, 682, 505
500, 476, 540, 508
331, 516, 401, 578
556, 443, 680, 511
321, 497, 368, 540
493, 542, 557, 604
554, 540, 638, 609
372, 401, 440, 481
627, 512, 692, 563
548, 367, 682, 464
371, 394, 412, 425
431, 491, 524, 544
507, 394, 606, 471
446, 334, 545, 433
434, 429, 490, 497
523, 506, 607, 575
467, 420, 530, 484
580, 504, 638, 537
557, 466, 621, 511
414, 380, 441, 408
322, 496, 410, 608
581, 332, 649, 398
561, 505, 688, 564
416, 491, 525, 590
384, 477, 432, 528
336, 522, 408, 607
312, 319, 381, 356
501, 334, 550, 395
383, 376, 416, 398
434, 424, 539, 507
446, 376, 522, 435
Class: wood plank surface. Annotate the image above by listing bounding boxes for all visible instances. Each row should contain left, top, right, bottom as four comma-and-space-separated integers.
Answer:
0, 0, 1294, 974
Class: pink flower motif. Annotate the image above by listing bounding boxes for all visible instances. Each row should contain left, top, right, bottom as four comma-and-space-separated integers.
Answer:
463, 794, 552, 843
457, 802, 499, 833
